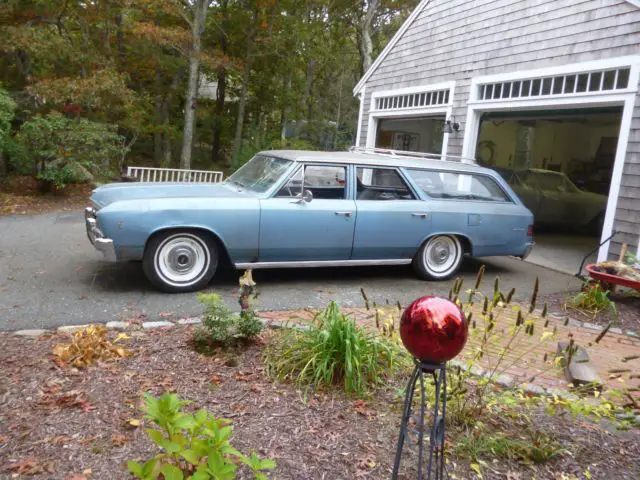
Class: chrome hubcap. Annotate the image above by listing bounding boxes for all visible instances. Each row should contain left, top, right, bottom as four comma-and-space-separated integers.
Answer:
155, 235, 209, 287
424, 236, 459, 275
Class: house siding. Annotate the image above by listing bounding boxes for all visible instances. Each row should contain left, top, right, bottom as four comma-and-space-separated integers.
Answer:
360, 0, 640, 258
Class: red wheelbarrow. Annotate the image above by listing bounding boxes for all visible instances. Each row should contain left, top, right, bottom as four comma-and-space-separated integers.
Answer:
576, 230, 640, 293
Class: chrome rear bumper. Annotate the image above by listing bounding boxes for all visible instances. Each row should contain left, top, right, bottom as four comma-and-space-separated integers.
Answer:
85, 207, 117, 262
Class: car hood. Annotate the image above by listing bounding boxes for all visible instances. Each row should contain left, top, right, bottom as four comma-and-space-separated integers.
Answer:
91, 182, 254, 209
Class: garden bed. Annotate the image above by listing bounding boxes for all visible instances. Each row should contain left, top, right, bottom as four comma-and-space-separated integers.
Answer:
542, 290, 640, 333
1, 326, 639, 480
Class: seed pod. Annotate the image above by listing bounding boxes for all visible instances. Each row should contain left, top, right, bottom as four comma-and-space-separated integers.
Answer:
594, 322, 612, 344
375, 310, 380, 329
396, 301, 402, 311
563, 317, 569, 326
516, 310, 524, 326
529, 277, 539, 313
448, 288, 453, 300
544, 318, 549, 328
541, 302, 548, 318
474, 265, 486, 290
543, 353, 548, 362
506, 288, 516, 304
482, 297, 489, 315
494, 277, 500, 295
361, 288, 370, 310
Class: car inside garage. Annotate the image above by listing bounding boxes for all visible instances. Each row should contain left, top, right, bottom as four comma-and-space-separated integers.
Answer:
475, 107, 623, 273
375, 116, 445, 154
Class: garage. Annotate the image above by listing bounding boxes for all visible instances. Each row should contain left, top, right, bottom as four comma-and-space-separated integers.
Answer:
474, 107, 623, 273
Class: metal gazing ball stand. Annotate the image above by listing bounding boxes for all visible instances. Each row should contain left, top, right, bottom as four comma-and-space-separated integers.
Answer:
391, 359, 447, 480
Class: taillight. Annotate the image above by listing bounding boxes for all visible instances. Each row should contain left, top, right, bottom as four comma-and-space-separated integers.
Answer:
527, 225, 534, 237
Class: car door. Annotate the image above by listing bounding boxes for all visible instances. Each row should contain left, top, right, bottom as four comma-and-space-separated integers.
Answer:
258, 163, 356, 262
351, 165, 430, 260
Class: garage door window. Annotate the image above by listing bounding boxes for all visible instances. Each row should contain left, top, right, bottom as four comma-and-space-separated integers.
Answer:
407, 169, 511, 202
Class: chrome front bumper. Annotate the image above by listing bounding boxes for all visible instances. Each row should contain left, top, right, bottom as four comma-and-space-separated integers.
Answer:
85, 207, 117, 262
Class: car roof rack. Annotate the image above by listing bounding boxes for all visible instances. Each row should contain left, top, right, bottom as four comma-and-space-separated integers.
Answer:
348, 146, 477, 164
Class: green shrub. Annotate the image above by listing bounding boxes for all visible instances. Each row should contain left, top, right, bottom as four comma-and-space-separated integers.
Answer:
15, 111, 128, 185
0, 87, 16, 153
127, 392, 275, 480
264, 301, 406, 396
194, 293, 263, 349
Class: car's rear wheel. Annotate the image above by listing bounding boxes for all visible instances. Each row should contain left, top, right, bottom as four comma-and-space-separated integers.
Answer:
143, 230, 218, 293
413, 235, 464, 280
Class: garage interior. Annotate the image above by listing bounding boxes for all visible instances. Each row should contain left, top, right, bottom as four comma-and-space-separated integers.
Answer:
375, 116, 445, 154
476, 107, 623, 274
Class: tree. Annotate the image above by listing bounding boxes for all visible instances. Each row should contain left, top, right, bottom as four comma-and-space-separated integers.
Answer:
0, 87, 17, 175
179, 0, 211, 170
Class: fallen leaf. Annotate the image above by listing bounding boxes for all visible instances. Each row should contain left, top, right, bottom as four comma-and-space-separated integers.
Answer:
210, 375, 223, 386
159, 311, 174, 318
4, 458, 55, 475
111, 435, 128, 446
357, 455, 377, 470
65, 475, 88, 480
127, 419, 141, 428
250, 384, 265, 394
233, 371, 254, 381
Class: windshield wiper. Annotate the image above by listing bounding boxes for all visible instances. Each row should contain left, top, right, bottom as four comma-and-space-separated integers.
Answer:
229, 180, 246, 189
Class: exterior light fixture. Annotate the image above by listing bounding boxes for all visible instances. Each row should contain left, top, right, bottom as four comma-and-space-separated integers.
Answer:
442, 119, 461, 134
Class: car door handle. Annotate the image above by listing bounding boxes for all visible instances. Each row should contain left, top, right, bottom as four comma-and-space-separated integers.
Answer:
335, 211, 352, 217
411, 213, 428, 218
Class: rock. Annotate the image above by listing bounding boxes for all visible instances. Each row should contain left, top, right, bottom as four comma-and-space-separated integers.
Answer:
557, 342, 603, 390
494, 373, 515, 388
142, 321, 174, 330
522, 383, 545, 396
58, 324, 91, 333
106, 321, 129, 330
14, 329, 47, 337
546, 388, 579, 401
178, 318, 202, 326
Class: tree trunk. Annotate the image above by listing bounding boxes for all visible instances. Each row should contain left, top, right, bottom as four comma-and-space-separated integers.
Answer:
358, 0, 380, 76
154, 72, 163, 165
180, 0, 209, 170
115, 13, 125, 60
231, 6, 258, 167
162, 70, 183, 167
211, 0, 228, 167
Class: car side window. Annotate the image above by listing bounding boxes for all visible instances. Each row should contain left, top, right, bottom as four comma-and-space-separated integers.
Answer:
356, 167, 415, 200
407, 168, 510, 202
276, 165, 347, 200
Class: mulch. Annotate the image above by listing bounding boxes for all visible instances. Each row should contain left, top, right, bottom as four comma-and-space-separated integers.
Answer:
1, 326, 639, 480
542, 290, 640, 333
0, 176, 92, 216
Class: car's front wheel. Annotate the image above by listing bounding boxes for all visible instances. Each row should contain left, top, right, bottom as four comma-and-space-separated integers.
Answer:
143, 230, 218, 293
413, 235, 464, 280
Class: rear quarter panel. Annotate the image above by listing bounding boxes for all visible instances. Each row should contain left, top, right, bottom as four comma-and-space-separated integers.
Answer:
401, 167, 534, 258
96, 197, 260, 262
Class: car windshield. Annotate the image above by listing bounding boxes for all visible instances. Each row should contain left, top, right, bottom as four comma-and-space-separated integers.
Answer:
524, 171, 580, 193
225, 155, 293, 193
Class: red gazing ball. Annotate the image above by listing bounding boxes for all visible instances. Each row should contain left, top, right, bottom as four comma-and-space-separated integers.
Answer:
400, 296, 468, 363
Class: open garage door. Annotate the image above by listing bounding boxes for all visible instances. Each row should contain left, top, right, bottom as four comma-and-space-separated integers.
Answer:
476, 107, 623, 274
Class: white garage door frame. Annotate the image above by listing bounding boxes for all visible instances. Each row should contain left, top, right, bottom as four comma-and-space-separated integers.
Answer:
363, 81, 456, 158
461, 56, 640, 263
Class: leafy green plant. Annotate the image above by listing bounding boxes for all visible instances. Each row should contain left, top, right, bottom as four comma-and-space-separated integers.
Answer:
127, 392, 275, 480
570, 282, 617, 319
0, 87, 15, 153
194, 293, 263, 350
264, 301, 406, 396
15, 111, 127, 181
454, 422, 565, 465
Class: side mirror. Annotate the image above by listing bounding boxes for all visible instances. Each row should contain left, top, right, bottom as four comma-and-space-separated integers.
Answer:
291, 189, 313, 204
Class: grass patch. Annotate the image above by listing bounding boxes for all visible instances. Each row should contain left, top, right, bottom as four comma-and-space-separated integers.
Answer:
264, 301, 407, 396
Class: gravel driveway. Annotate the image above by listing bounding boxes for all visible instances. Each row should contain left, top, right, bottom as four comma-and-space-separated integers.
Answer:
0, 211, 582, 331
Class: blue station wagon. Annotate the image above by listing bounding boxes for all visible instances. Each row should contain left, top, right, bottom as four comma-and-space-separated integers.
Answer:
85, 149, 535, 293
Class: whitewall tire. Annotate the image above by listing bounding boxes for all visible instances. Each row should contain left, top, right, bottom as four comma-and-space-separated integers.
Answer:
143, 231, 218, 293
414, 235, 464, 280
